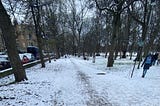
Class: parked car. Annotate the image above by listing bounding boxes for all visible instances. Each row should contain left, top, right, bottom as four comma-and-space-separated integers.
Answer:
22, 55, 29, 64
0, 55, 11, 70
25, 53, 36, 62
0, 52, 36, 70
96, 53, 100, 56
27, 46, 39, 60
19, 53, 35, 64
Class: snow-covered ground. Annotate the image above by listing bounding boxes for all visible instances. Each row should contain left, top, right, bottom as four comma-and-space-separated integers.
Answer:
0, 56, 160, 106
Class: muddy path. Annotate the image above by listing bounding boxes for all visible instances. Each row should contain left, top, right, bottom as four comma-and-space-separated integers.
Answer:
70, 59, 112, 106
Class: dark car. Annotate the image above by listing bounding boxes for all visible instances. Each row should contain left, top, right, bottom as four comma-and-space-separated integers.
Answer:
0, 55, 11, 70
27, 46, 39, 60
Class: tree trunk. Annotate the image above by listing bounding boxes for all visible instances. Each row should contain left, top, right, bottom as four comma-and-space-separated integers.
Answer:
107, 43, 115, 67
92, 52, 95, 63
136, 2, 151, 69
107, 13, 120, 67
54, 43, 60, 59
114, 40, 119, 60
47, 43, 51, 63
0, 1, 27, 82
36, 32, 45, 67
129, 52, 133, 60
122, 51, 127, 58
30, 1, 45, 68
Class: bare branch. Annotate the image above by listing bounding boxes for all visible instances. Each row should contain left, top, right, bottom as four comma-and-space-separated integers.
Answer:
95, 0, 115, 13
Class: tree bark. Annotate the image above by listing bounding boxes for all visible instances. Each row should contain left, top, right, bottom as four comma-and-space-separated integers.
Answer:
0, 1, 27, 82
107, 13, 120, 67
30, 0, 45, 68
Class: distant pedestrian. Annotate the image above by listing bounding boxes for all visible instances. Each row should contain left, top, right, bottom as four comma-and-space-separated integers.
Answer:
65, 55, 67, 58
157, 52, 160, 65
152, 53, 158, 65
141, 53, 153, 78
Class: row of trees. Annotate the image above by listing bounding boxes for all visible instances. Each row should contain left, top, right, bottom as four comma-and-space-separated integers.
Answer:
0, 0, 160, 82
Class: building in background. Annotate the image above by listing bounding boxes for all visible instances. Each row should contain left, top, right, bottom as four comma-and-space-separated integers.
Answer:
0, 24, 37, 52
15, 24, 37, 52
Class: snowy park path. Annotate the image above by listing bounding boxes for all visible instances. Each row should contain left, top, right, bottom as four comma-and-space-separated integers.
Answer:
0, 57, 111, 106
69, 57, 160, 106
1, 56, 160, 106
70, 58, 111, 106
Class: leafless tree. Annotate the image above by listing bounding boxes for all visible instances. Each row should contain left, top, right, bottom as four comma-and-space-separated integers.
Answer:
128, 0, 156, 68
95, 0, 135, 67
0, 1, 28, 82
66, 0, 91, 57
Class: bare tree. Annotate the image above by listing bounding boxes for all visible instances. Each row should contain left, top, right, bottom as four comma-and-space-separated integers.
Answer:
142, 0, 160, 55
0, 1, 28, 82
29, 0, 51, 68
128, 0, 155, 68
95, 0, 135, 67
66, 0, 91, 57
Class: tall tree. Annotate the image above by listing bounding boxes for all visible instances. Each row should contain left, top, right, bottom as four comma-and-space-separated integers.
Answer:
66, 0, 91, 57
95, 0, 135, 67
29, 0, 46, 68
0, 1, 28, 82
143, 0, 160, 55
43, 1, 61, 58
128, 0, 155, 68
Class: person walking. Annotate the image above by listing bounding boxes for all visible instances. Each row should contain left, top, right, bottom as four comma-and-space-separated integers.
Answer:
157, 52, 160, 65
141, 53, 153, 78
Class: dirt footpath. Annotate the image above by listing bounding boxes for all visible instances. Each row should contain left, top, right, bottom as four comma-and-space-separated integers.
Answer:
71, 59, 112, 106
